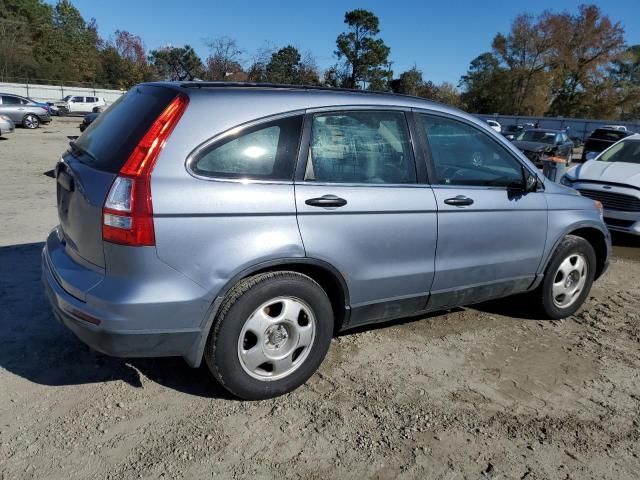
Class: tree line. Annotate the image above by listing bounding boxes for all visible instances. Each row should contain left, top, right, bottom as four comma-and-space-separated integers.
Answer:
1, 1, 638, 120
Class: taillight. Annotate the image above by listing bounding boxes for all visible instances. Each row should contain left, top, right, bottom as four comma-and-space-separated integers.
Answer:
102, 93, 189, 246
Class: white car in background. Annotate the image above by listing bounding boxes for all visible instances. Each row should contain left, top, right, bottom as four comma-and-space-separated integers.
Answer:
601, 125, 627, 132
54, 95, 106, 115
486, 119, 502, 133
561, 133, 640, 235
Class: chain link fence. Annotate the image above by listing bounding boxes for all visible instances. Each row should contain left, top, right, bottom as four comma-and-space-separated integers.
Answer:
0, 77, 125, 104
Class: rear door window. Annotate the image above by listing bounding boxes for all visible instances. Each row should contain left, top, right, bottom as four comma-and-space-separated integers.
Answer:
304, 111, 416, 184
72, 85, 179, 173
191, 115, 303, 181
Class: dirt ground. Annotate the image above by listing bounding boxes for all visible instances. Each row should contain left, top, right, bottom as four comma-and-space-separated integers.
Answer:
1, 118, 639, 480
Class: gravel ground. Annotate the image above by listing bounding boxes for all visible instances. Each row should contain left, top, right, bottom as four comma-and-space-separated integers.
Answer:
1, 119, 639, 480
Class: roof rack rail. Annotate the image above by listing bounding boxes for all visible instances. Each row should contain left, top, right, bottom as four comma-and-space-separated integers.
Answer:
178, 81, 435, 103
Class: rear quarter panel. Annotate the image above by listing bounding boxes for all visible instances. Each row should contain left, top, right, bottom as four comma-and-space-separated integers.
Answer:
150, 90, 305, 303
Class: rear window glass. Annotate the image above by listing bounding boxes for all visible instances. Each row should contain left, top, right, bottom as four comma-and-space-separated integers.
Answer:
191, 115, 303, 181
591, 129, 628, 141
72, 85, 177, 173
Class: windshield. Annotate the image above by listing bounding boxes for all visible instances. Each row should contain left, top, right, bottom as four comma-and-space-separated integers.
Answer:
63, 95, 72, 102
599, 139, 640, 164
516, 130, 556, 144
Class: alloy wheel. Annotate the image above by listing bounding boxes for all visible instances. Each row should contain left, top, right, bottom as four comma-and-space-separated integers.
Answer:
552, 253, 588, 309
237, 296, 316, 381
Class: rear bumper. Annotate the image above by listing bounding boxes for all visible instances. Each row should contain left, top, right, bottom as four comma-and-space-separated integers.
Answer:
42, 228, 213, 364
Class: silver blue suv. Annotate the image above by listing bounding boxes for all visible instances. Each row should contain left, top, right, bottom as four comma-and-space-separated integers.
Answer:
43, 83, 611, 399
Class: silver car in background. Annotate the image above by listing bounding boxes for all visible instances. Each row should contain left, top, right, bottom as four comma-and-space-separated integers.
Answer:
0, 93, 51, 128
0, 114, 15, 136
562, 133, 640, 235
42, 83, 610, 400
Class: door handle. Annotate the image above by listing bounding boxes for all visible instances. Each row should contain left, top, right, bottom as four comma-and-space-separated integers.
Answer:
444, 195, 474, 206
305, 195, 347, 208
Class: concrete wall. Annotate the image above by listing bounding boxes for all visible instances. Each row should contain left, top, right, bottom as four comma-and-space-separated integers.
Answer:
476, 113, 640, 142
0, 81, 125, 104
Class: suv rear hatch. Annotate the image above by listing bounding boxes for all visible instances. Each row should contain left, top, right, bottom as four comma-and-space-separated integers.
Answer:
56, 84, 181, 268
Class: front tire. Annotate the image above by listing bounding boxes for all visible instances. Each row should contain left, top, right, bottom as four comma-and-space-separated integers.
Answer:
204, 271, 334, 400
540, 235, 596, 319
23, 114, 40, 129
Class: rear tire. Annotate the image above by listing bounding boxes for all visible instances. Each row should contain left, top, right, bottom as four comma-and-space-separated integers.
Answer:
23, 114, 39, 129
204, 271, 334, 400
540, 235, 596, 319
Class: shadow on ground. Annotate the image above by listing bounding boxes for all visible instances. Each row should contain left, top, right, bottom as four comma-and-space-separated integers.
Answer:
0, 242, 234, 399
611, 232, 640, 262
7, 234, 631, 397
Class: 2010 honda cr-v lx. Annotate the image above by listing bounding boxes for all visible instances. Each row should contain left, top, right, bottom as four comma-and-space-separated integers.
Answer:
43, 82, 611, 399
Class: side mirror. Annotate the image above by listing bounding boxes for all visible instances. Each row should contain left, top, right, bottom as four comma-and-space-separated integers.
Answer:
516, 167, 539, 194
525, 171, 538, 193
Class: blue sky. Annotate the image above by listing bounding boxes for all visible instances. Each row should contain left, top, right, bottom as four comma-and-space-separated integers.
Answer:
55, 0, 640, 85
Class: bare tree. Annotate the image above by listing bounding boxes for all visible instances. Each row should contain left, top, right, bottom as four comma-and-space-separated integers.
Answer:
246, 42, 277, 82
204, 36, 243, 81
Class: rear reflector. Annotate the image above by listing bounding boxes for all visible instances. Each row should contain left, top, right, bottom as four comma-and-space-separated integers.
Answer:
102, 93, 189, 246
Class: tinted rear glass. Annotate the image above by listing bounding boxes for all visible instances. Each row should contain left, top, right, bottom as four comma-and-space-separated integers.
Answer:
591, 129, 628, 141
72, 85, 177, 173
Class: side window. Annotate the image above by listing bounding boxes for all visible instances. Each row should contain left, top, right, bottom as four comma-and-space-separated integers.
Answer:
419, 114, 524, 187
305, 111, 416, 184
1, 95, 20, 105
72, 96, 83, 102
192, 115, 303, 181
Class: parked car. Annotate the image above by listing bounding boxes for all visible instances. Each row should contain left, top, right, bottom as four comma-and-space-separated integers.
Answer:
79, 112, 99, 132
512, 129, 574, 167
485, 119, 501, 133
502, 124, 525, 141
55, 95, 106, 115
0, 93, 55, 115
580, 128, 631, 163
0, 114, 15, 136
0, 94, 51, 128
43, 82, 610, 399
562, 134, 640, 235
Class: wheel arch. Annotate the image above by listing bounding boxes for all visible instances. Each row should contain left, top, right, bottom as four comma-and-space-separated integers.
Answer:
543, 222, 610, 281
185, 257, 351, 368
568, 227, 609, 280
